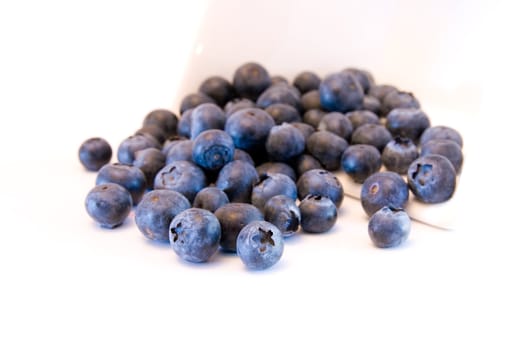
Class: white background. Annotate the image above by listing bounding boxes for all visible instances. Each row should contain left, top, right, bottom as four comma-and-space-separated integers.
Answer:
0, 0, 523, 349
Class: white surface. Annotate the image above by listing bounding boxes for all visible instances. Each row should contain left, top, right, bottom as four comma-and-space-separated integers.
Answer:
0, 1, 524, 349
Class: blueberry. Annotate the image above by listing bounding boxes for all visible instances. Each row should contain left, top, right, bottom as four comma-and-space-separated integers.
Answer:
381, 90, 420, 117
117, 134, 160, 165
154, 160, 207, 202
142, 109, 178, 137
96, 163, 147, 205
180, 92, 215, 114
236, 220, 284, 270
293, 71, 321, 93
351, 124, 392, 152
263, 195, 301, 237
169, 208, 221, 263
342, 68, 375, 93
193, 187, 229, 212
299, 195, 337, 233
362, 95, 382, 115
133, 147, 166, 189
420, 139, 463, 173
265, 103, 302, 124
303, 109, 326, 128
224, 98, 255, 118
360, 171, 409, 217
290, 122, 316, 141
420, 126, 463, 148
233, 62, 272, 101
162, 135, 188, 155
271, 75, 289, 85
189, 103, 226, 139
166, 139, 194, 163
318, 112, 353, 140
256, 84, 302, 111
306, 131, 349, 170
381, 137, 419, 174
368, 84, 397, 102
296, 168, 344, 208
198, 76, 236, 107
368, 207, 411, 248
79, 137, 112, 171
85, 183, 132, 228
341, 144, 382, 183
135, 124, 167, 144
346, 110, 380, 129
224, 107, 275, 153
319, 72, 364, 112
177, 108, 193, 138
386, 108, 430, 142
135, 189, 191, 241
233, 148, 255, 165
251, 173, 297, 210
292, 154, 322, 176
215, 203, 263, 252
265, 123, 305, 162
192, 129, 234, 171
216, 160, 259, 203
407, 155, 456, 203
300, 90, 321, 111
256, 162, 296, 181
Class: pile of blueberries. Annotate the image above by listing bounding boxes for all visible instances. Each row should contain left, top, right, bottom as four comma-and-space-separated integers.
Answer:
80, 62, 463, 270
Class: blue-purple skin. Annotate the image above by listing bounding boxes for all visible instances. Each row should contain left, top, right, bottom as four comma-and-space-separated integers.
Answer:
342, 68, 375, 93
177, 108, 193, 138
421, 139, 463, 173
189, 103, 226, 139
169, 208, 221, 263
360, 171, 409, 217
85, 183, 132, 229
300, 90, 321, 111
198, 76, 236, 107
135, 124, 167, 144
381, 137, 419, 174
351, 124, 393, 152
381, 90, 420, 117
162, 135, 188, 155
224, 108, 275, 153
290, 122, 316, 141
362, 95, 382, 115
299, 195, 338, 233
271, 75, 288, 85
296, 168, 344, 208
233, 62, 272, 101
303, 109, 326, 128
318, 112, 353, 140
233, 148, 254, 165
216, 160, 259, 203
265, 103, 302, 124
135, 189, 191, 242
251, 173, 297, 211
319, 72, 364, 112
192, 129, 234, 171
292, 154, 322, 177
193, 187, 229, 212
256, 84, 302, 111
236, 221, 284, 270
263, 195, 301, 237
386, 108, 430, 142
79, 137, 112, 171
341, 144, 382, 184
143, 109, 178, 137
117, 134, 160, 165
96, 163, 147, 205
166, 140, 194, 163
420, 126, 463, 148
407, 155, 456, 203
224, 98, 255, 118
133, 148, 166, 189
215, 203, 264, 252
346, 110, 380, 129
293, 71, 321, 93
368, 84, 397, 102
265, 123, 305, 162
306, 131, 349, 170
256, 162, 296, 181
153, 160, 207, 202
179, 92, 215, 114
368, 207, 411, 248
